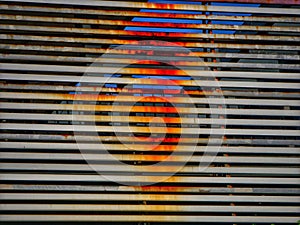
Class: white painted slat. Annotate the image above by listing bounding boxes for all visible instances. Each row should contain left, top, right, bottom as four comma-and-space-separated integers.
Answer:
1, 163, 299, 175
1, 152, 299, 164
1, 133, 299, 147
1, 173, 299, 184
1, 102, 299, 117
1, 142, 299, 154
1, 193, 299, 202
1, 113, 298, 126
1, 123, 299, 136
1, 204, 299, 213
2, 92, 300, 106
0, 214, 299, 223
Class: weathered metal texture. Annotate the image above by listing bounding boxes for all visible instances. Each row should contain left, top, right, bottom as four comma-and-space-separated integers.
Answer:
1, 41, 299, 51
2, 133, 300, 147
1, 112, 299, 126
2, 92, 300, 106
1, 4, 300, 23
3, 123, 299, 136
2, 142, 299, 154
1, 204, 300, 213
1, 184, 299, 194
2, 193, 300, 202
1, 54, 300, 69
1, 173, 300, 184
1, 163, 299, 175
2, 14, 300, 33
2, 71, 299, 80
1, 64, 300, 84
2, 24, 300, 42
2, 52, 300, 61
2, 0, 300, 14
1, 83, 299, 98
0, 0, 299, 224
2, 102, 300, 116
2, 151, 300, 164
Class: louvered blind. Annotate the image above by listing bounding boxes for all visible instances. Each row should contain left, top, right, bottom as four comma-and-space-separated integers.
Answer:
0, 0, 300, 224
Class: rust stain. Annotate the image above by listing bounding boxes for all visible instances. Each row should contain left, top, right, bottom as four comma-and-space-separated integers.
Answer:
62, 134, 70, 139
137, 185, 187, 192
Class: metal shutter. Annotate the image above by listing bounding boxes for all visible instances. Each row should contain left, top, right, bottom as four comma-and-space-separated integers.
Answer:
0, 0, 299, 224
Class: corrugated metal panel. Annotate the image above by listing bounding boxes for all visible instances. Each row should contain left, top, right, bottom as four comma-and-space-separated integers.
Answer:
0, 0, 299, 224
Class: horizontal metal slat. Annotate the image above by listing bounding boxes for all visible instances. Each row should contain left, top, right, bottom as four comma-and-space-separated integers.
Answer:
0, 1, 299, 223
1, 54, 299, 70
1, 133, 299, 147
1, 52, 300, 62
2, 92, 300, 106
0, 215, 299, 223
1, 193, 299, 202
1, 123, 299, 136
1, 152, 299, 164
2, 102, 299, 116
0, 184, 299, 194
2, 0, 300, 15
1, 14, 300, 33
1, 204, 299, 213
2, 24, 300, 42
1, 70, 299, 81
1, 4, 299, 23
1, 64, 300, 89
1, 113, 299, 127
2, 142, 299, 154
1, 82, 299, 99
1, 173, 300, 185
2, 37, 299, 50
1, 163, 299, 175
